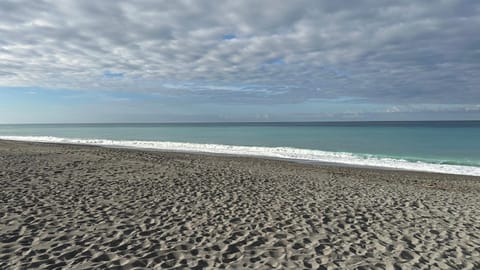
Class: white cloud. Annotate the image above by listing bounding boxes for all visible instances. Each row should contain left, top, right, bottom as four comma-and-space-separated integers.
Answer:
0, 0, 479, 104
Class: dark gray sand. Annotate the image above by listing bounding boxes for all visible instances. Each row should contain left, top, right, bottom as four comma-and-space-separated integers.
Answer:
1, 140, 479, 269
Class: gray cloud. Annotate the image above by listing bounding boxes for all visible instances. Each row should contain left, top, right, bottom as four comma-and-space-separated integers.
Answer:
0, 0, 479, 105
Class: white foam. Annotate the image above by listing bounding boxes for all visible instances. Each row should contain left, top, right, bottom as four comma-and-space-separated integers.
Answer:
1, 135, 479, 176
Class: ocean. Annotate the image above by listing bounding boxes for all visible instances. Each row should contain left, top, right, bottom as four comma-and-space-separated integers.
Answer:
1, 121, 479, 176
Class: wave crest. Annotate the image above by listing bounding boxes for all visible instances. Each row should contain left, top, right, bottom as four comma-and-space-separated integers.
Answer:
1, 136, 479, 176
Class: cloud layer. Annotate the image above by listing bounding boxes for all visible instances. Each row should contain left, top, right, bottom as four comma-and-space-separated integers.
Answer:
1, 0, 479, 105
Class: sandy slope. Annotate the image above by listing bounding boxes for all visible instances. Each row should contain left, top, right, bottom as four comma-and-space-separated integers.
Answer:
0, 140, 479, 269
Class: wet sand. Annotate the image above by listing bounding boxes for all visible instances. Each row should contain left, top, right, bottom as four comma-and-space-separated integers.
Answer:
1, 140, 479, 269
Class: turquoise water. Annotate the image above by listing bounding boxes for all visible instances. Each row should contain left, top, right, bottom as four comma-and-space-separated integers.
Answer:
0, 121, 479, 167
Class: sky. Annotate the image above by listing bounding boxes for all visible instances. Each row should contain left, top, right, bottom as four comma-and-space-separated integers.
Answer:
0, 0, 479, 123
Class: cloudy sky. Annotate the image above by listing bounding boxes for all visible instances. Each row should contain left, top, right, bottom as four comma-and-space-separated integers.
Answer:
0, 0, 479, 123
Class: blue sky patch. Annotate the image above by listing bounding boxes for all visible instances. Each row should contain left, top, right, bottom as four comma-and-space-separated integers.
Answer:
103, 71, 124, 78
264, 57, 284, 65
222, 34, 236, 40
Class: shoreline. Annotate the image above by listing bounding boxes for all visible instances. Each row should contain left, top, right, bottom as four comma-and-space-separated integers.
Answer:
1, 140, 480, 269
1, 137, 479, 177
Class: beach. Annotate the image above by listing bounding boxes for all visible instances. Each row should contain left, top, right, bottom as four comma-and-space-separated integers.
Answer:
1, 140, 479, 269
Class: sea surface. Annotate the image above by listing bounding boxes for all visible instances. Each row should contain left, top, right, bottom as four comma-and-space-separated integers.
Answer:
1, 121, 479, 176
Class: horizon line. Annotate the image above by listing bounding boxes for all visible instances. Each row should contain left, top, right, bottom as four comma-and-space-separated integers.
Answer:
1, 119, 479, 125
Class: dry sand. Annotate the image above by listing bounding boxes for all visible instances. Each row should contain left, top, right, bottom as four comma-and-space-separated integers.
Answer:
0, 140, 479, 269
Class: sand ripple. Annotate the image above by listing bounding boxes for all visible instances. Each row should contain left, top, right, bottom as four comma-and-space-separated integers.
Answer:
1, 141, 480, 269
